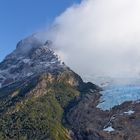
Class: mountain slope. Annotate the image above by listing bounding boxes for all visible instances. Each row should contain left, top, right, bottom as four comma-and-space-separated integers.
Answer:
0, 67, 99, 140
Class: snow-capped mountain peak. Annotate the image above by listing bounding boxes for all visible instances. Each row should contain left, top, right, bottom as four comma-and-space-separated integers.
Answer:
0, 36, 64, 88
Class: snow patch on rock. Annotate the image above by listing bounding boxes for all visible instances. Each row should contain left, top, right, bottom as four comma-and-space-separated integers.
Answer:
22, 59, 31, 63
124, 110, 135, 115
103, 126, 115, 132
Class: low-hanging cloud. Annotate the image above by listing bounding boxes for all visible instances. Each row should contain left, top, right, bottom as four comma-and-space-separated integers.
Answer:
40, 0, 140, 80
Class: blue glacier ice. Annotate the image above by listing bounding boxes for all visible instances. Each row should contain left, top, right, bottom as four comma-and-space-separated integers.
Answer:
97, 85, 140, 111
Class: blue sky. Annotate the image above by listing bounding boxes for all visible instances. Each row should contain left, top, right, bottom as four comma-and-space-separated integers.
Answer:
0, 0, 81, 61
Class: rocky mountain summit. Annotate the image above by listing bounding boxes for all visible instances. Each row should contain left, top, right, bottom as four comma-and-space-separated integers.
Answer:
0, 36, 64, 88
0, 35, 140, 140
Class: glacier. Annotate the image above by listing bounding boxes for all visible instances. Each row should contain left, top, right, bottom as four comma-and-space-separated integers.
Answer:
96, 77, 140, 111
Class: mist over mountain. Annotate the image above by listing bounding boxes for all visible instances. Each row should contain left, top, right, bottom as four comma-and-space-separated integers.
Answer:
38, 0, 140, 80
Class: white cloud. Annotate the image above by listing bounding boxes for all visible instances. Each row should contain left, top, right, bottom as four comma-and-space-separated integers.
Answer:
41, 0, 140, 79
